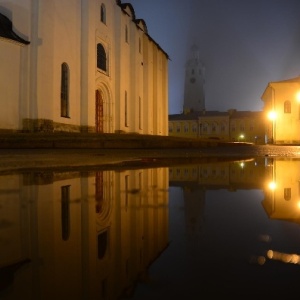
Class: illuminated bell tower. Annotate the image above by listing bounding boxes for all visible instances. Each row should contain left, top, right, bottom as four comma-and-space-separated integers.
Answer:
183, 44, 205, 113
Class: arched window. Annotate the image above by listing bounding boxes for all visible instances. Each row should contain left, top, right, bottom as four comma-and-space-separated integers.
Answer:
100, 3, 106, 24
97, 43, 107, 72
61, 63, 69, 118
284, 100, 291, 113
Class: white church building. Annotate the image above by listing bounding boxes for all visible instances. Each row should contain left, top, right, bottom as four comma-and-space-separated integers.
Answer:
0, 0, 169, 135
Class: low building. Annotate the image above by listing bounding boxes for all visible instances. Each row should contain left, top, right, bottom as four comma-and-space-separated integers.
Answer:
0, 0, 169, 135
169, 109, 266, 144
261, 76, 300, 144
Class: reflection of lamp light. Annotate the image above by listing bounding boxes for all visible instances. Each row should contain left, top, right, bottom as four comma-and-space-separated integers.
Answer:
268, 111, 277, 144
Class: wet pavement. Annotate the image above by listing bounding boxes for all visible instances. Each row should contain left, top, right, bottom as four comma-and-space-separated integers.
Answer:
1, 145, 300, 173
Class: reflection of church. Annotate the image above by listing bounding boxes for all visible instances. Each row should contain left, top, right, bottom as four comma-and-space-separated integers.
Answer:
0, 167, 168, 299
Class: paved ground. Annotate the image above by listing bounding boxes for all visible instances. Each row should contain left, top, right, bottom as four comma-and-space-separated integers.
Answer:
0, 144, 267, 173
0, 132, 248, 172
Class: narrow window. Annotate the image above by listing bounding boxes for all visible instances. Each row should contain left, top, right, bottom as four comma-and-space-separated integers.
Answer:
101, 278, 108, 299
212, 122, 217, 132
184, 123, 189, 132
125, 25, 128, 43
100, 3, 106, 24
61, 185, 71, 241
284, 188, 291, 201
139, 96, 142, 129
97, 43, 107, 71
192, 123, 197, 132
61, 63, 70, 118
125, 175, 129, 211
95, 171, 104, 214
125, 91, 128, 127
98, 230, 108, 259
139, 38, 142, 53
284, 101, 291, 113
221, 122, 226, 132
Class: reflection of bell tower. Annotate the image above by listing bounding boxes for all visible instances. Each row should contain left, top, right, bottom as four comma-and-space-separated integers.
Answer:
183, 186, 206, 253
183, 44, 205, 113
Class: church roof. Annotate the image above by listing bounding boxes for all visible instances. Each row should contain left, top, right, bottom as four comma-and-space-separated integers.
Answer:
0, 13, 30, 45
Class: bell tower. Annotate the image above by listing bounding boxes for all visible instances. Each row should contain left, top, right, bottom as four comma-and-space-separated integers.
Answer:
183, 44, 205, 113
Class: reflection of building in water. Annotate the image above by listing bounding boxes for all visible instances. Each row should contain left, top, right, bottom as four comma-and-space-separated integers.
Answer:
0, 167, 169, 299
169, 158, 267, 190
262, 158, 300, 224
169, 158, 267, 250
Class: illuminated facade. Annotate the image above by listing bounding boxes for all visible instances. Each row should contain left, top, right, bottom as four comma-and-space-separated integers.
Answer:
0, 0, 168, 135
169, 110, 266, 144
261, 76, 300, 144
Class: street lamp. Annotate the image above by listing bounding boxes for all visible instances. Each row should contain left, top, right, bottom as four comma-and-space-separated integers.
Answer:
268, 111, 277, 144
296, 91, 300, 102
296, 92, 300, 121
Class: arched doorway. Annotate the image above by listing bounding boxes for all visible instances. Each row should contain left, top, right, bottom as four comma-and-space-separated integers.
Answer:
95, 90, 104, 133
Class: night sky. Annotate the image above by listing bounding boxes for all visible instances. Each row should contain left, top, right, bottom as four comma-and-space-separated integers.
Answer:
126, 0, 300, 114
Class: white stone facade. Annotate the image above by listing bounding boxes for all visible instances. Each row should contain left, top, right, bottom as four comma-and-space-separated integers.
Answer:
0, 0, 169, 135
